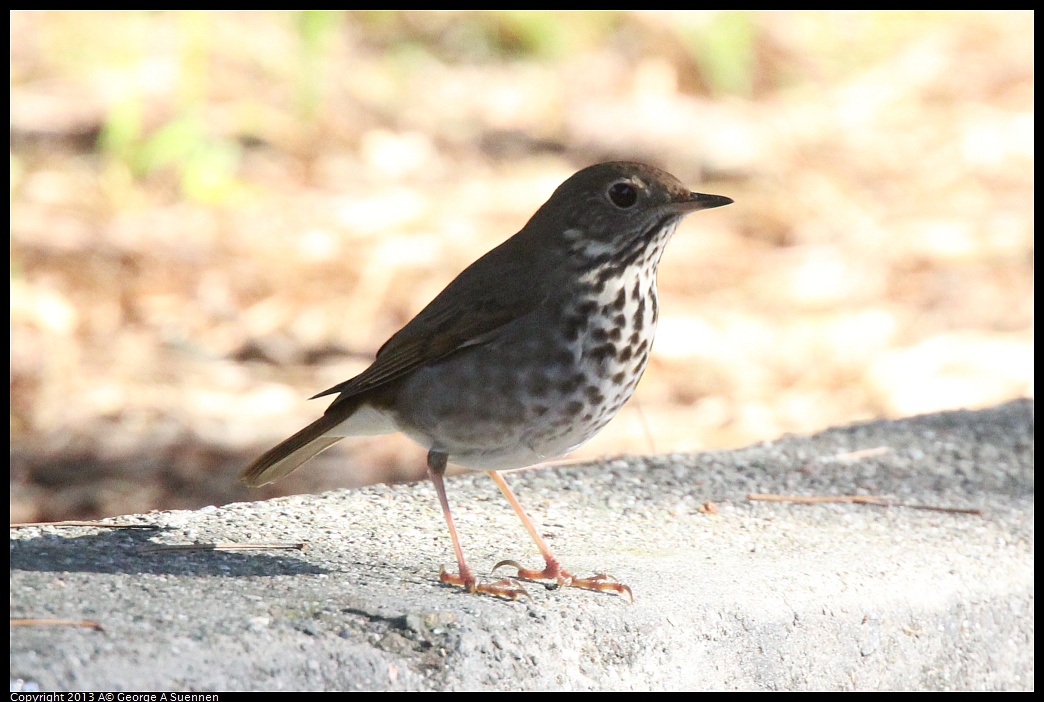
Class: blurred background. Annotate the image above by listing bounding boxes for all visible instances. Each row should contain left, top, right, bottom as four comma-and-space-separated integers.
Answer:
10, 11, 1033, 523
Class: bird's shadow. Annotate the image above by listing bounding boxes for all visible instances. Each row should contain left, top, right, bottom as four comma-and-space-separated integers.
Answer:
9, 526, 330, 577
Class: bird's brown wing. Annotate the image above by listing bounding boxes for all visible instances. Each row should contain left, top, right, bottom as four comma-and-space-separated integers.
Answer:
241, 237, 548, 487
313, 234, 549, 408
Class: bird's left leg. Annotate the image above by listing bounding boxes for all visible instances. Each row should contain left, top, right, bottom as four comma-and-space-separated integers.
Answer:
487, 470, 632, 601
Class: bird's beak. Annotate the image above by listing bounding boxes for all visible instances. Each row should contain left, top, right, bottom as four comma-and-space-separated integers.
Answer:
682, 192, 734, 212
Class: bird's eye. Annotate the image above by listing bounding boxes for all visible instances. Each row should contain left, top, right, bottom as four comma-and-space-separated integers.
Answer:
607, 182, 638, 208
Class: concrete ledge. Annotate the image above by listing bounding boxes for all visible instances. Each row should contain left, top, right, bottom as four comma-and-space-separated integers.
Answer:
10, 399, 1034, 690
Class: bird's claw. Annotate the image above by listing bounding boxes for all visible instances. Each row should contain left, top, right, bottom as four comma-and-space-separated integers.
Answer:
438, 564, 531, 601
566, 573, 634, 603
493, 560, 633, 602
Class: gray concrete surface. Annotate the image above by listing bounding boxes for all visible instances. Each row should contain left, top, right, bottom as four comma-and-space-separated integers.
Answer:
10, 399, 1034, 691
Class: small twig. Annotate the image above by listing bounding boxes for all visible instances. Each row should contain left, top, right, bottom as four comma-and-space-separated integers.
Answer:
749, 493, 891, 506
747, 493, 983, 515
888, 502, 984, 516
828, 447, 893, 462
11, 618, 103, 631
10, 521, 159, 529
630, 397, 657, 454
139, 542, 306, 554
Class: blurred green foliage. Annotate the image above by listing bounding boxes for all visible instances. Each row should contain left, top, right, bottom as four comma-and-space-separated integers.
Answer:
101, 109, 241, 204
295, 10, 344, 119
96, 11, 242, 203
20, 10, 1004, 204
352, 10, 623, 61
679, 11, 757, 97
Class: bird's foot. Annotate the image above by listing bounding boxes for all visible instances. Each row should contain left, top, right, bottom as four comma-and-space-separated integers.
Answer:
493, 559, 633, 602
438, 565, 531, 601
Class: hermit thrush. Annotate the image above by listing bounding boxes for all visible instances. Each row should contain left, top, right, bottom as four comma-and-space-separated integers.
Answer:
241, 162, 732, 600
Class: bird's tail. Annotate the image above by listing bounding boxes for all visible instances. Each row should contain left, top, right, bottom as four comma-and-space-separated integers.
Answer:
239, 411, 348, 487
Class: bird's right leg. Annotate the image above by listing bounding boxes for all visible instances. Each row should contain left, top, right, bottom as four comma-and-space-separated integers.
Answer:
426, 451, 529, 600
